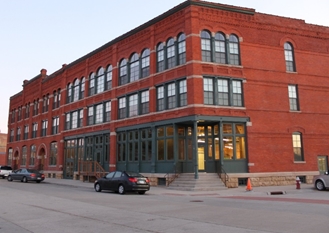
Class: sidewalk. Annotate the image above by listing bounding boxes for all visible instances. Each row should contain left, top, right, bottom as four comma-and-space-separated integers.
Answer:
44, 178, 329, 201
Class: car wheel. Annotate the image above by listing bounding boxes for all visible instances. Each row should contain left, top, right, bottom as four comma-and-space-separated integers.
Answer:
22, 177, 28, 183
315, 180, 325, 191
138, 191, 146, 195
118, 185, 125, 195
94, 183, 102, 192
7, 176, 12, 182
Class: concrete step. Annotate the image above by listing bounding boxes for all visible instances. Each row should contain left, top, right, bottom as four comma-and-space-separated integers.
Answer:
167, 173, 227, 191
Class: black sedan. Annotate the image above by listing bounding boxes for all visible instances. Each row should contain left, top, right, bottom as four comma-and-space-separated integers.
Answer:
7, 169, 45, 183
94, 171, 150, 195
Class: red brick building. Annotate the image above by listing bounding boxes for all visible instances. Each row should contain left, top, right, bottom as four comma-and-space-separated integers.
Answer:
6, 0, 329, 187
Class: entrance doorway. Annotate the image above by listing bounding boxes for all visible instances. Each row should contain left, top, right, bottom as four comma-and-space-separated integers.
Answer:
198, 143, 205, 171
317, 156, 328, 174
37, 148, 45, 171
13, 151, 19, 170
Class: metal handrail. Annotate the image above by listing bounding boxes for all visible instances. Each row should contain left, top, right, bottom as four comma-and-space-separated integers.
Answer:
165, 162, 181, 186
78, 161, 107, 179
216, 161, 229, 187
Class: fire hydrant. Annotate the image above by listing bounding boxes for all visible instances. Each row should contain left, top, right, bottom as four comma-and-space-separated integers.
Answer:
296, 177, 301, 189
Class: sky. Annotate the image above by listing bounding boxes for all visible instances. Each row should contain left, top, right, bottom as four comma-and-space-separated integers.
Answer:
1, 0, 329, 134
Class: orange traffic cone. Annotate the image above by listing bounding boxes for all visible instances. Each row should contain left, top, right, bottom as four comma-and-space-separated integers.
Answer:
246, 178, 252, 191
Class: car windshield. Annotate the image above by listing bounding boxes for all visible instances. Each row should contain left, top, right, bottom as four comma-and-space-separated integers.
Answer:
126, 172, 143, 177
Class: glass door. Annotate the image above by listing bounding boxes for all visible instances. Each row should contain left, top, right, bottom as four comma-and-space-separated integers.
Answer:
198, 144, 205, 171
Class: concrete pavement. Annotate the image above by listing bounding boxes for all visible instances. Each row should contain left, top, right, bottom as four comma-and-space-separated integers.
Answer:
43, 177, 329, 202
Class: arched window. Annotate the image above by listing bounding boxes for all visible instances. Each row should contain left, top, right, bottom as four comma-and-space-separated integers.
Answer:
214, 32, 226, 63
89, 73, 95, 96
73, 79, 80, 101
201, 30, 212, 62
96, 67, 105, 93
50, 141, 57, 166
178, 33, 186, 65
229, 34, 240, 65
157, 42, 165, 72
167, 38, 176, 69
119, 59, 127, 85
21, 146, 27, 166
105, 65, 112, 90
30, 145, 36, 166
141, 49, 150, 78
80, 77, 85, 99
67, 83, 72, 103
129, 53, 140, 82
284, 42, 296, 72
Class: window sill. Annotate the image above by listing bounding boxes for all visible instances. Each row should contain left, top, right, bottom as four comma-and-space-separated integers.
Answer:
289, 110, 301, 113
294, 161, 305, 164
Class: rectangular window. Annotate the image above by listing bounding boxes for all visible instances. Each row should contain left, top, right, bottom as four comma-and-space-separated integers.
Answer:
118, 97, 126, 119
157, 79, 187, 111
157, 126, 174, 161
41, 120, 48, 136
72, 111, 78, 129
204, 78, 214, 105
292, 133, 303, 161
232, 80, 242, 106
129, 94, 138, 117
105, 101, 111, 122
179, 80, 187, 107
218, 79, 229, 105
32, 123, 38, 138
288, 85, 299, 111
141, 90, 149, 115
16, 128, 21, 141
52, 116, 59, 134
157, 86, 165, 111
204, 77, 243, 107
24, 125, 29, 140
79, 109, 83, 127
167, 83, 176, 109
66, 113, 71, 130
88, 107, 94, 125
95, 104, 103, 124
10, 129, 14, 142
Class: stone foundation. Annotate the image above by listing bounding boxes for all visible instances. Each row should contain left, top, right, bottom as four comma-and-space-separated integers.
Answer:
42, 171, 319, 189
226, 172, 318, 188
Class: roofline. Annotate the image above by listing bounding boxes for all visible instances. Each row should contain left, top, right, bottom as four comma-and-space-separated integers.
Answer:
44, 0, 255, 77
16, 0, 255, 89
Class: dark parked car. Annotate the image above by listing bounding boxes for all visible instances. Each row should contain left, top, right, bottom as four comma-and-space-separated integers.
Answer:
94, 171, 150, 195
7, 169, 45, 183
0, 165, 12, 179
313, 170, 329, 191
